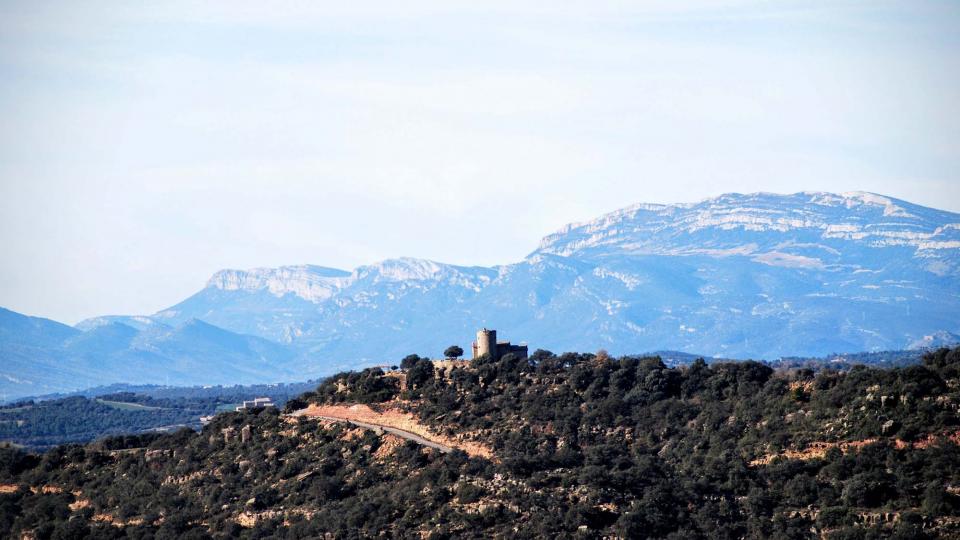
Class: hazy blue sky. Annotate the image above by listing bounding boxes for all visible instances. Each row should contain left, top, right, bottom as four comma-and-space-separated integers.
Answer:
1, 1, 958, 324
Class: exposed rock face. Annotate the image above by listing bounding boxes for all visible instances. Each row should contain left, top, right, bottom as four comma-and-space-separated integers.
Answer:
207, 265, 353, 303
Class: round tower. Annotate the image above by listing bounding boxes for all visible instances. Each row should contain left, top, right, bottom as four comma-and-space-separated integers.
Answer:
475, 328, 497, 359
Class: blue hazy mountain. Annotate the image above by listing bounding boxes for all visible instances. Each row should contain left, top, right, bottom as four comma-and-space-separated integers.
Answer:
0, 308, 308, 400
6, 191, 959, 398
0, 306, 80, 348
81, 191, 959, 361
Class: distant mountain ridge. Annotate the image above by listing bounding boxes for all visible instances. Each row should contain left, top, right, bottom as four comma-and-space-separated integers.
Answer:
535, 191, 959, 270
4, 191, 959, 399
0, 307, 319, 400
113, 191, 958, 358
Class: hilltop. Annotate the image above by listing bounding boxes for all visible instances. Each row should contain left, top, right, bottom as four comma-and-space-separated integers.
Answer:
2, 346, 959, 538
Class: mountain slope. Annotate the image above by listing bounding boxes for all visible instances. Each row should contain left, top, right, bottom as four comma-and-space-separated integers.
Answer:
0, 307, 80, 348
75, 192, 957, 364
0, 311, 303, 400
149, 258, 499, 359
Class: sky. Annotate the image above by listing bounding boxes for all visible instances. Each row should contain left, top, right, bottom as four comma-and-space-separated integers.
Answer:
0, 0, 958, 324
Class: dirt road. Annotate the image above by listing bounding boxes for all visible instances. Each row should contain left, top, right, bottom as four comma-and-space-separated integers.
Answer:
305, 414, 454, 453
289, 404, 492, 458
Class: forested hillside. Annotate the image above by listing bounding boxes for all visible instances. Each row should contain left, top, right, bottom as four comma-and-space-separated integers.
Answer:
0, 381, 316, 450
1, 347, 959, 538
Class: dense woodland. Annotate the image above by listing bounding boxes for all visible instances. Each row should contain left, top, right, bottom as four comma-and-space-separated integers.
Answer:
772, 349, 926, 371
1, 347, 959, 538
0, 382, 316, 450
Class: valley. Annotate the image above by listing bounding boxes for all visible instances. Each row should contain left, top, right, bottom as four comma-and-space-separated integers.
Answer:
0, 381, 316, 451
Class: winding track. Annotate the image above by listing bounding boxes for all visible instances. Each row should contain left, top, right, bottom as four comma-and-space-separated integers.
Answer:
289, 409, 454, 453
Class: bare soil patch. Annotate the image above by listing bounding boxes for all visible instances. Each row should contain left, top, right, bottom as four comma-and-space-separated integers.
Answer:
297, 404, 493, 459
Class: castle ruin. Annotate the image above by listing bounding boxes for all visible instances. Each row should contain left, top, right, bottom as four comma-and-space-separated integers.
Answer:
471, 328, 528, 361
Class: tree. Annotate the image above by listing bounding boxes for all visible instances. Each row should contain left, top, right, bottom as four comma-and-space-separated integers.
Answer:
444, 345, 464, 359
841, 472, 894, 508
407, 359, 435, 389
922, 482, 957, 515
400, 354, 422, 370
530, 349, 554, 363
283, 397, 307, 413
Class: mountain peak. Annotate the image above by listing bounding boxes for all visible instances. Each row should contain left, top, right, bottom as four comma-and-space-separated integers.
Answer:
535, 191, 960, 263
75, 315, 162, 332
356, 257, 454, 282
206, 264, 352, 303
0, 306, 80, 347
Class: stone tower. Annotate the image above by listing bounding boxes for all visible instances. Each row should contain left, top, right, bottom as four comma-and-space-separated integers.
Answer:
474, 328, 496, 359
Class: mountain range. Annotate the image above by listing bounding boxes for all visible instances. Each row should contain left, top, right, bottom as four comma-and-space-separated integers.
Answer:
0, 307, 313, 400
3, 191, 958, 399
